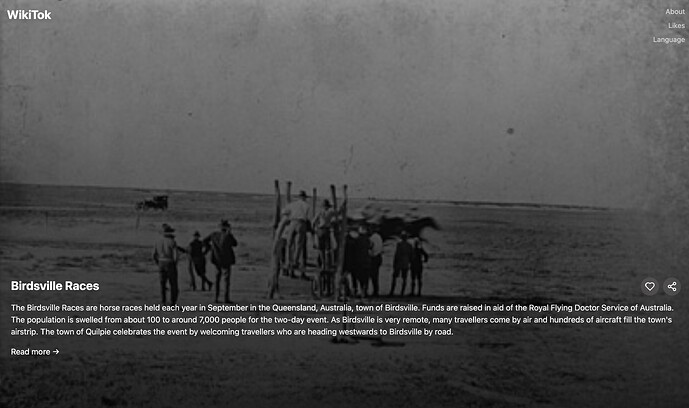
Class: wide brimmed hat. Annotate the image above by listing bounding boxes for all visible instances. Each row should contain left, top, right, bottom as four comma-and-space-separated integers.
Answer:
219, 219, 230, 229
162, 223, 175, 233
193, 231, 201, 237
322, 199, 331, 208
298, 190, 308, 198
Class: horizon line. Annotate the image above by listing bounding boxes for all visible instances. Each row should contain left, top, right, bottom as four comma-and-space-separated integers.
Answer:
0, 181, 616, 211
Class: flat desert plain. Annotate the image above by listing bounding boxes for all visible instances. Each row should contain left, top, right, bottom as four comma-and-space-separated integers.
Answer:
1, 183, 687, 408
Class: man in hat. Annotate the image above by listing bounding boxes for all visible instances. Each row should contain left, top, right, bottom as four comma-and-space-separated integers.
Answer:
341, 227, 358, 301
204, 220, 238, 303
187, 231, 213, 291
312, 199, 336, 272
409, 234, 429, 296
389, 230, 413, 296
353, 224, 372, 298
152, 223, 184, 305
368, 224, 384, 297
284, 190, 311, 279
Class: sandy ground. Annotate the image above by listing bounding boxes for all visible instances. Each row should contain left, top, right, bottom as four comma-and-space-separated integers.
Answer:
1, 184, 687, 408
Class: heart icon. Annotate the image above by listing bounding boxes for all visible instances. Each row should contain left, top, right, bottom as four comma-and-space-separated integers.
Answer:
645, 282, 655, 291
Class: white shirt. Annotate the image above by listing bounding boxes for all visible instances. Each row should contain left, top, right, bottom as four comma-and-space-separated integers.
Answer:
285, 199, 310, 221
313, 208, 336, 229
369, 232, 383, 257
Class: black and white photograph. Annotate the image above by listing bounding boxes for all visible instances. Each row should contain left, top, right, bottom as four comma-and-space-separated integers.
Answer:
1, 1, 688, 407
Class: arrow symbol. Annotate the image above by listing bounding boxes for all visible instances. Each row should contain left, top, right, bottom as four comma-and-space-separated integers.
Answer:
54, 349, 59, 355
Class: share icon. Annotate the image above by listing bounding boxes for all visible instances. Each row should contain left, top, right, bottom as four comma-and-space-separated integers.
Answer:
662, 278, 681, 296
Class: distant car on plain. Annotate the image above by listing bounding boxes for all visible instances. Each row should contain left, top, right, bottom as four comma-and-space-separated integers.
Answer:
136, 195, 169, 211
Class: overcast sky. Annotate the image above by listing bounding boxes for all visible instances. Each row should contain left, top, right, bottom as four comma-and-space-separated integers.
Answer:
1, 0, 684, 207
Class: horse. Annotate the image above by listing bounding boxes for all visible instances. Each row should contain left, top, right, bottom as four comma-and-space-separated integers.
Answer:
347, 210, 439, 241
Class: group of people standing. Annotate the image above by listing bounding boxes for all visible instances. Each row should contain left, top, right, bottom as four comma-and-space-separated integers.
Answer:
344, 226, 428, 299
152, 220, 238, 305
266, 189, 430, 300
151, 192, 430, 304
268, 191, 325, 298
342, 224, 383, 298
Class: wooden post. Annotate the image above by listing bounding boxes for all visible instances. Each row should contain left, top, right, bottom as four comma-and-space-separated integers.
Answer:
329, 184, 340, 267
330, 184, 338, 210
312, 188, 317, 216
306, 187, 316, 269
273, 180, 281, 236
301, 187, 315, 270
286, 181, 292, 203
334, 185, 348, 300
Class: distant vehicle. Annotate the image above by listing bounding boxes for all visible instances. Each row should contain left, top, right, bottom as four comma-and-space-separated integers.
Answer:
136, 195, 168, 211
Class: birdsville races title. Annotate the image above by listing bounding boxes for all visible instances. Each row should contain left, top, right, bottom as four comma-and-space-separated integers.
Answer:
11, 280, 100, 291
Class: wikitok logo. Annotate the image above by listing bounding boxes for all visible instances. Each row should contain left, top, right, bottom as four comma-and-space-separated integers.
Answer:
7, 10, 52, 20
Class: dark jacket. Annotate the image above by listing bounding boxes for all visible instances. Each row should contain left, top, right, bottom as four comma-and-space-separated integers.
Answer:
410, 238, 429, 272
356, 234, 371, 270
204, 231, 238, 268
344, 233, 370, 273
344, 234, 357, 274
188, 239, 208, 259
393, 239, 413, 270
